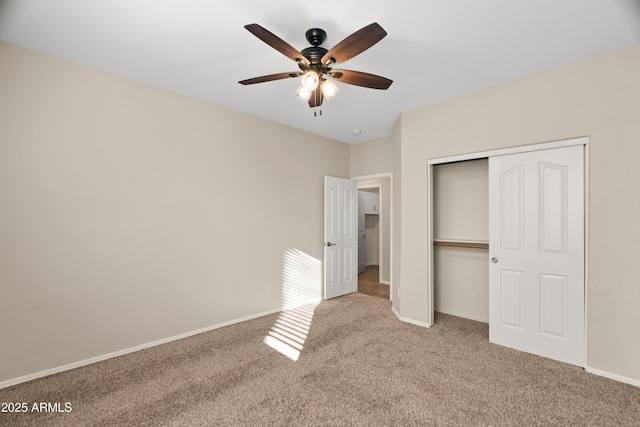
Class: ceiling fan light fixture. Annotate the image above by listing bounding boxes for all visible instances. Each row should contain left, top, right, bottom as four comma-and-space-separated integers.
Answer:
296, 85, 312, 101
321, 79, 339, 100
301, 71, 320, 91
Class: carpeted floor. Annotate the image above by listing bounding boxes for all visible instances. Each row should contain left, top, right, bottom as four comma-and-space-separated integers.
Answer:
1, 293, 639, 426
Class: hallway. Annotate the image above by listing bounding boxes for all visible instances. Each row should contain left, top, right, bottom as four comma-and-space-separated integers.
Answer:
357, 265, 390, 300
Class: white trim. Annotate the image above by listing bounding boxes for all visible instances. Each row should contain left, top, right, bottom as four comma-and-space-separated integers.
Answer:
428, 136, 589, 165
583, 143, 590, 369
379, 280, 391, 285
435, 308, 488, 324
427, 163, 435, 325
0, 308, 281, 390
586, 366, 640, 388
392, 307, 433, 328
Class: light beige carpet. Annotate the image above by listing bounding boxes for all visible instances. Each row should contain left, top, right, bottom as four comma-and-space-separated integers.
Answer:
1, 293, 639, 426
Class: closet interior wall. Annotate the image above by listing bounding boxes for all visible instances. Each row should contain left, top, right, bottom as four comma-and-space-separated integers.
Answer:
433, 158, 489, 322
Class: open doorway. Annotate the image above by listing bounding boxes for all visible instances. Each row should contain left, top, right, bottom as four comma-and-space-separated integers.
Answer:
352, 173, 392, 301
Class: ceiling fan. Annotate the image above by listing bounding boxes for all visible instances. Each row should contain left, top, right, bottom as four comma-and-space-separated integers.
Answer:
239, 23, 393, 108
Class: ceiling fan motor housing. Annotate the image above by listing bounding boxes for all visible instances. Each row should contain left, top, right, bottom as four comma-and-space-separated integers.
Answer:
302, 28, 329, 66
301, 46, 328, 66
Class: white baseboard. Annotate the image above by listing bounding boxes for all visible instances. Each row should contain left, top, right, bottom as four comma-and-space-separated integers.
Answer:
586, 366, 640, 388
434, 308, 489, 324
380, 280, 391, 285
392, 307, 432, 328
0, 308, 281, 390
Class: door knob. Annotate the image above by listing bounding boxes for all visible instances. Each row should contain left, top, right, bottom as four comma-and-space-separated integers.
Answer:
491, 257, 499, 264
326, 242, 336, 247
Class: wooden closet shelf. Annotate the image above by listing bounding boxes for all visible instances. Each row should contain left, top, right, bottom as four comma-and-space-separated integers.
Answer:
433, 241, 489, 250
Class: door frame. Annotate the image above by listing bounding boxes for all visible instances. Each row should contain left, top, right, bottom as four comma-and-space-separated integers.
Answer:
352, 173, 394, 301
426, 137, 589, 366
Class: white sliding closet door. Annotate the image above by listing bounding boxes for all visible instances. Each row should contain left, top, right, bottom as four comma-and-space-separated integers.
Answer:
489, 145, 584, 366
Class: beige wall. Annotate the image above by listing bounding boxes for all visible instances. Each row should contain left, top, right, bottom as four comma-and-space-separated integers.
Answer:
396, 44, 640, 381
350, 135, 393, 177
0, 42, 349, 383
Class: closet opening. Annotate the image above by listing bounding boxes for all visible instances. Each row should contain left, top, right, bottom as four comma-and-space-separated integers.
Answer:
432, 158, 489, 323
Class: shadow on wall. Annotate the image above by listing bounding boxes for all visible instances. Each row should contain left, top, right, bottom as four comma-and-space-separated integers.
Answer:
263, 248, 322, 361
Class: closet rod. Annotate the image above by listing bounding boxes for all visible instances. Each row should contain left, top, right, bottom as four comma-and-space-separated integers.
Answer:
433, 241, 489, 250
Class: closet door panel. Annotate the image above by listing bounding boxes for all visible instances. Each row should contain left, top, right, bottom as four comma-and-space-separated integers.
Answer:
539, 163, 567, 254
489, 145, 584, 366
499, 269, 525, 329
500, 165, 525, 251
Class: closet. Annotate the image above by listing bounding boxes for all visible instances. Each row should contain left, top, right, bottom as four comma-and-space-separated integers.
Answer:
430, 139, 586, 366
432, 158, 489, 322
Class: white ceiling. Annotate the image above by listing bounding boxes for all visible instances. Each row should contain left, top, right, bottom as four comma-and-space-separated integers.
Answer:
1, 0, 639, 143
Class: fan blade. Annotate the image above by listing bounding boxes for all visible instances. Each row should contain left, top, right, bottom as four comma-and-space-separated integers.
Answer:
239, 72, 302, 85
308, 85, 324, 108
321, 23, 387, 65
245, 24, 310, 66
329, 69, 393, 90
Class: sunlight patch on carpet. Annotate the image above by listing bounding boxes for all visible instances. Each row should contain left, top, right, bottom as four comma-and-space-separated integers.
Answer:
264, 248, 322, 361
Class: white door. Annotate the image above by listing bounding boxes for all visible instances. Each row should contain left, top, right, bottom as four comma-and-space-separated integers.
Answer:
489, 145, 584, 366
324, 176, 357, 299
